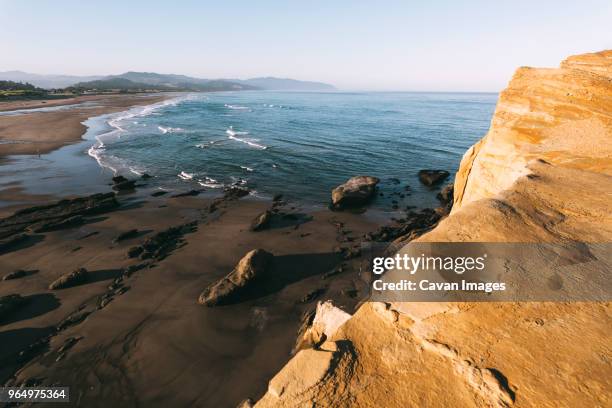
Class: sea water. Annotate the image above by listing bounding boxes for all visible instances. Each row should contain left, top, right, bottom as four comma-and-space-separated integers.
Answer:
1, 91, 497, 210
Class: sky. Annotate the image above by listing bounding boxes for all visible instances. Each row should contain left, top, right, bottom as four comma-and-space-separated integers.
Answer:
1, 0, 610, 91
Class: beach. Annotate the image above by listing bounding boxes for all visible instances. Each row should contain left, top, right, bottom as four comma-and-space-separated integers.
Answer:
0, 94, 448, 407
0, 94, 170, 158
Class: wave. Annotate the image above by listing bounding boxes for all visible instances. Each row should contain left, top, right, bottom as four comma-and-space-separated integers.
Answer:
87, 94, 194, 174
226, 126, 267, 150
198, 176, 223, 188
231, 176, 248, 186
158, 126, 184, 134
240, 165, 254, 172
224, 104, 250, 110
178, 171, 194, 180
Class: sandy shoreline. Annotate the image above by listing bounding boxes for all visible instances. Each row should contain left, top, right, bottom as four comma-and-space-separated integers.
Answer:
0, 93, 173, 158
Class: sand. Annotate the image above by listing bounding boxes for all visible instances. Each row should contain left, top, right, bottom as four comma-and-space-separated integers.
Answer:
0, 94, 171, 157
0, 190, 381, 407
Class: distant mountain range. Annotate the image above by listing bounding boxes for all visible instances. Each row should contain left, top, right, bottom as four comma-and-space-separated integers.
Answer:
0, 70, 335, 91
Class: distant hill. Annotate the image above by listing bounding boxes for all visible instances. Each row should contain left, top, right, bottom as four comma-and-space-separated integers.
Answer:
0, 70, 335, 91
71, 77, 169, 91
71, 77, 257, 92
239, 77, 335, 91
0, 71, 103, 89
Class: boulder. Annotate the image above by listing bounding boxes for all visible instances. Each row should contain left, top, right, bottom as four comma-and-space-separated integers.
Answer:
331, 176, 380, 210
437, 184, 454, 204
250, 210, 272, 231
198, 249, 274, 306
436, 184, 454, 215
3, 269, 28, 280
49, 268, 88, 290
418, 170, 450, 186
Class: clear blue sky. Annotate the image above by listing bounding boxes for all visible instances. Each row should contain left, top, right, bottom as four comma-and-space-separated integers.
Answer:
1, 0, 610, 91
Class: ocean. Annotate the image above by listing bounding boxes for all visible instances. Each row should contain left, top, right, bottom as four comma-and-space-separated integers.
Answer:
1, 91, 497, 210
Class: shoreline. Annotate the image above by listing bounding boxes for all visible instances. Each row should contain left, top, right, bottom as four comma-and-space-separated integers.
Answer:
0, 93, 175, 158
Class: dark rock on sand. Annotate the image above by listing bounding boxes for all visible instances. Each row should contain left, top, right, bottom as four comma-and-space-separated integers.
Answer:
0, 294, 28, 320
27, 215, 84, 233
3, 269, 29, 280
198, 249, 274, 306
112, 176, 136, 191
141, 173, 152, 179
250, 210, 272, 232
331, 176, 380, 210
127, 246, 143, 258
0, 192, 118, 239
113, 229, 139, 243
224, 187, 250, 200
151, 190, 168, 197
49, 268, 88, 290
418, 169, 450, 186
133, 221, 197, 261
368, 208, 441, 242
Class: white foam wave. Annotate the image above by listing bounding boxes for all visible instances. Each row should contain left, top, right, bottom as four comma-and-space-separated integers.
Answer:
178, 171, 194, 180
158, 126, 184, 134
198, 176, 223, 188
226, 126, 267, 150
224, 104, 250, 110
240, 165, 254, 172
87, 94, 195, 174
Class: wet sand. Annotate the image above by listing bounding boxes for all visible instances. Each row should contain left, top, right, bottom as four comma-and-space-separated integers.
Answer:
0, 94, 171, 157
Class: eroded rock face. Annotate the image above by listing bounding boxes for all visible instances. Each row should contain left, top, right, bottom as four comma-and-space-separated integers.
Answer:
418, 169, 450, 186
254, 50, 612, 408
453, 50, 612, 211
331, 176, 380, 209
49, 268, 88, 290
198, 249, 274, 306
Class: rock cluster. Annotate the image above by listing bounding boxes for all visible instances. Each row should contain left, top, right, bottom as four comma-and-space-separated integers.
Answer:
0, 193, 119, 240
128, 221, 197, 261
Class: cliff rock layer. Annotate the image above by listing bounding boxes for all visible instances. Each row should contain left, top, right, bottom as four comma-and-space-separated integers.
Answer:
255, 51, 612, 407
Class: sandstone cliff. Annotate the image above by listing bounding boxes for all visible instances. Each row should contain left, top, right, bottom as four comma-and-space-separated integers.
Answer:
254, 50, 612, 407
